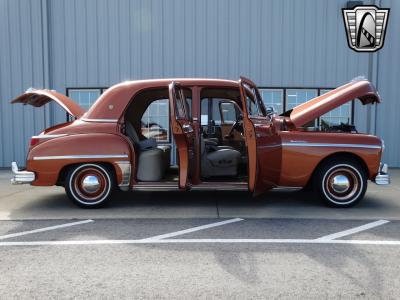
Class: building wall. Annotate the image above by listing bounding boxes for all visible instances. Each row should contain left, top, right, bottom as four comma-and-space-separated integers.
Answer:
0, 0, 399, 167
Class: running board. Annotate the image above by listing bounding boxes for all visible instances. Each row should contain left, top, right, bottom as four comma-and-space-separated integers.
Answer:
192, 182, 248, 191
132, 182, 179, 191
132, 182, 248, 192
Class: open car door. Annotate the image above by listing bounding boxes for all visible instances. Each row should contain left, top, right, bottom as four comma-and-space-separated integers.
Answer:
239, 76, 274, 196
168, 82, 195, 190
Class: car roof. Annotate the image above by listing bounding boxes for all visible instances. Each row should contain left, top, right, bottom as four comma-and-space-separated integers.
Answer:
84, 78, 239, 120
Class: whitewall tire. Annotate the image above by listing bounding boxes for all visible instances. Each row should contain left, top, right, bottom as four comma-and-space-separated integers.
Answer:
65, 164, 114, 208
314, 158, 367, 207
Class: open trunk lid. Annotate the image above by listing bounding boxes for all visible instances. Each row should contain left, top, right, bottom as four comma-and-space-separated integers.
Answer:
286, 80, 381, 127
10, 88, 84, 118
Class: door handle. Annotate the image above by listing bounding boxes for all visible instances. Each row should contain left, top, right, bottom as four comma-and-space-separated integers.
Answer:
182, 124, 194, 133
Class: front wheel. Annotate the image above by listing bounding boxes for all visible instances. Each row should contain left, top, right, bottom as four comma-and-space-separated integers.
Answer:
65, 164, 114, 208
314, 158, 367, 207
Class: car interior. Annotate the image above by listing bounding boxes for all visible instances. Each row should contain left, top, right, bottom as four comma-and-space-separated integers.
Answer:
200, 88, 248, 181
124, 88, 173, 182
123, 87, 248, 183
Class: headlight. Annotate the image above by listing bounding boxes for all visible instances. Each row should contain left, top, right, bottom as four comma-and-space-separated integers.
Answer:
381, 139, 385, 152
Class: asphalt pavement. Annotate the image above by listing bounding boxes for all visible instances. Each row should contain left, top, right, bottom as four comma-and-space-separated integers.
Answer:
0, 169, 399, 299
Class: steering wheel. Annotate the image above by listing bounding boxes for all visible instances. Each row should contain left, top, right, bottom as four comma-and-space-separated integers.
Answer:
227, 115, 244, 137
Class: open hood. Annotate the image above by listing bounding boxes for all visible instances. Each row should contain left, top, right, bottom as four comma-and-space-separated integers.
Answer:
10, 88, 84, 118
286, 80, 381, 128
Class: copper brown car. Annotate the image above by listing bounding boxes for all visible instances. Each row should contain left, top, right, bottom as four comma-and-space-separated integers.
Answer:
11, 77, 390, 208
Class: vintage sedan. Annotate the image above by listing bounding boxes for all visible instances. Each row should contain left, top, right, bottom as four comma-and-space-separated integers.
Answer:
11, 77, 389, 208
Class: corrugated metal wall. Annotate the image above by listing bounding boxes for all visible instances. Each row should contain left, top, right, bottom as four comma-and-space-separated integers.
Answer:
0, 0, 49, 168
0, 0, 399, 167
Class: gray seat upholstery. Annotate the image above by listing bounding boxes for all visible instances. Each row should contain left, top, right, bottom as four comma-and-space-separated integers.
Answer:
126, 122, 170, 181
203, 138, 235, 151
126, 122, 157, 151
201, 137, 241, 177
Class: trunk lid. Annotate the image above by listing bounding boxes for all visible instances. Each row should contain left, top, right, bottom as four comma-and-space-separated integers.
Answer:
286, 80, 380, 127
10, 88, 84, 118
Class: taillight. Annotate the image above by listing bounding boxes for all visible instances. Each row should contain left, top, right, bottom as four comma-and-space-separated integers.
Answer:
30, 137, 40, 147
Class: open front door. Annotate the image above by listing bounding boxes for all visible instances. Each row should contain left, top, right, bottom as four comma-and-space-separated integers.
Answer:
168, 82, 195, 190
238, 76, 272, 196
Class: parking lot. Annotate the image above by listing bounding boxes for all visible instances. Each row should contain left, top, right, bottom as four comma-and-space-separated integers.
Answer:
0, 169, 400, 298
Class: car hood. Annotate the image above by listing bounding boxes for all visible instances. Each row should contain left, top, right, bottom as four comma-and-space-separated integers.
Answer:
10, 88, 84, 118
286, 80, 381, 127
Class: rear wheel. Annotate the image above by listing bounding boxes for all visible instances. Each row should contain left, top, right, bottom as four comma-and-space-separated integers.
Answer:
65, 164, 114, 208
314, 158, 367, 207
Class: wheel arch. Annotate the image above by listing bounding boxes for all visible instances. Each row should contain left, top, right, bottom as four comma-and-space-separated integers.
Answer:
308, 151, 369, 186
57, 162, 118, 186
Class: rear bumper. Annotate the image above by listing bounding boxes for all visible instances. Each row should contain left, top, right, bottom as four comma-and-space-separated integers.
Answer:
374, 163, 390, 185
11, 162, 35, 185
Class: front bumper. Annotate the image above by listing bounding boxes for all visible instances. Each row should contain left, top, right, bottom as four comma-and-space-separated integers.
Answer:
11, 162, 35, 185
374, 163, 390, 185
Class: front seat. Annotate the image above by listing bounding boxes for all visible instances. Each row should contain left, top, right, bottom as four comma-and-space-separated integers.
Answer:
126, 122, 169, 181
201, 137, 241, 178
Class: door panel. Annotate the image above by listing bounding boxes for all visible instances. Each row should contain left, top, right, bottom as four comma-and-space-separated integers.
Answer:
168, 82, 195, 190
239, 76, 275, 195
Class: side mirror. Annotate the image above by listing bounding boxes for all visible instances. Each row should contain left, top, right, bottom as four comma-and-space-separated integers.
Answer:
266, 106, 277, 116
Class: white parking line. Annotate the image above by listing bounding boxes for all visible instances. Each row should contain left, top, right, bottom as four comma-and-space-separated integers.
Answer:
0, 238, 400, 246
0, 220, 94, 240
315, 220, 389, 241
142, 218, 244, 241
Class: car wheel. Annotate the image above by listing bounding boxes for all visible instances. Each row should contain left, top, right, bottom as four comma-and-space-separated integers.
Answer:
314, 158, 367, 207
65, 164, 114, 208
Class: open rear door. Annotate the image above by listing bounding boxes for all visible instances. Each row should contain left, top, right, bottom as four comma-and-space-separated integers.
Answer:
168, 82, 195, 190
239, 76, 272, 196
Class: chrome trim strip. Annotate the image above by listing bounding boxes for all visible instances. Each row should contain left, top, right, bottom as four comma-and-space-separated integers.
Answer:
33, 154, 128, 160
282, 142, 381, 149
32, 134, 67, 139
81, 118, 119, 123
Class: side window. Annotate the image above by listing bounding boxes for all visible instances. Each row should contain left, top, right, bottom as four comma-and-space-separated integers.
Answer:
174, 87, 186, 119
174, 87, 192, 120
219, 102, 237, 124
201, 98, 235, 125
212, 101, 222, 125
201, 99, 209, 125
141, 99, 169, 142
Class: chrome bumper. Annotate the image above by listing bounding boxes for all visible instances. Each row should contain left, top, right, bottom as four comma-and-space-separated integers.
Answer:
11, 162, 35, 185
374, 163, 390, 185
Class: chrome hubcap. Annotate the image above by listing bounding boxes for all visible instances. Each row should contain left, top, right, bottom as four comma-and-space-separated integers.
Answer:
81, 175, 101, 193
331, 174, 350, 193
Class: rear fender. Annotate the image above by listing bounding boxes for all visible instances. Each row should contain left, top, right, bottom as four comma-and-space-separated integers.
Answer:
26, 133, 134, 188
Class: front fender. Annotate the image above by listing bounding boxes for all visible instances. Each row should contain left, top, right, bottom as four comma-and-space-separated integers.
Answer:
26, 133, 134, 187
277, 132, 382, 187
